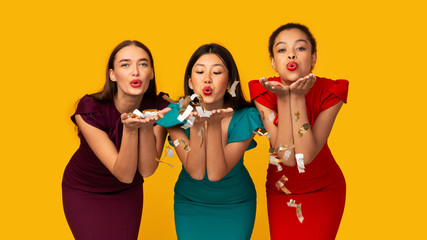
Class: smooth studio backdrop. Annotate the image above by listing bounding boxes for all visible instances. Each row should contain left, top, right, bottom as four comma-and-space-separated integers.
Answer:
1, 0, 425, 239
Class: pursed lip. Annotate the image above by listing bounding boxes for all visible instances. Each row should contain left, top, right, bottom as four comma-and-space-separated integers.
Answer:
203, 86, 212, 95
130, 79, 142, 88
286, 61, 298, 71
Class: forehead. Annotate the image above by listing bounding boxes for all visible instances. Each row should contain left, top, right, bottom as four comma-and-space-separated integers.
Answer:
194, 53, 225, 67
274, 28, 310, 46
115, 45, 150, 61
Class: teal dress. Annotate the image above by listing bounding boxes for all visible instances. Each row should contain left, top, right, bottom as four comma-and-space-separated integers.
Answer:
157, 103, 263, 240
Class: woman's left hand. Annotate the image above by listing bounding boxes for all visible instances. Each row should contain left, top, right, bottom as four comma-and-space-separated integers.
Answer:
290, 73, 316, 96
206, 108, 234, 124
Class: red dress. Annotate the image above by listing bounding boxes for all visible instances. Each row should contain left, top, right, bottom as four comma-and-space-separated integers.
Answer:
249, 77, 348, 240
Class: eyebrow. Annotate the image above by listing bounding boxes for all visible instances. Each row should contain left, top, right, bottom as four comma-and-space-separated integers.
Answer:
118, 58, 149, 63
275, 39, 308, 47
194, 63, 224, 67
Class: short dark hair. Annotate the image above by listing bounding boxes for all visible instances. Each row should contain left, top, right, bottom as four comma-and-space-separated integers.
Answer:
90, 40, 157, 102
268, 23, 317, 57
183, 43, 251, 110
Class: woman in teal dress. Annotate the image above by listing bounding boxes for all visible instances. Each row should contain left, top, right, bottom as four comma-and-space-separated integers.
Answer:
157, 43, 263, 240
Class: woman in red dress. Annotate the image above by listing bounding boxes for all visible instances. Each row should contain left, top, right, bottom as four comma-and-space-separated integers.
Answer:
249, 23, 348, 239
62, 40, 170, 240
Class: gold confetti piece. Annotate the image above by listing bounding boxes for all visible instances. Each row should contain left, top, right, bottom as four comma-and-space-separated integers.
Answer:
179, 139, 191, 152
298, 123, 310, 137
173, 139, 191, 152
295, 153, 305, 173
294, 111, 301, 122
178, 96, 191, 114
162, 95, 179, 104
253, 128, 269, 136
287, 199, 304, 223
275, 175, 291, 194
155, 157, 173, 167
228, 80, 239, 97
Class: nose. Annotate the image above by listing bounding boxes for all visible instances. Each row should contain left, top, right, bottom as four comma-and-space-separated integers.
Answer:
132, 65, 140, 76
204, 74, 212, 84
288, 54, 296, 60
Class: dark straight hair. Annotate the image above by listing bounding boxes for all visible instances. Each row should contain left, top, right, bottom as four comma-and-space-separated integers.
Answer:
183, 43, 252, 110
90, 40, 157, 102
268, 23, 317, 57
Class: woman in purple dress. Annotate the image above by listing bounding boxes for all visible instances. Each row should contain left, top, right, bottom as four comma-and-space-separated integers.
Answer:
62, 40, 170, 240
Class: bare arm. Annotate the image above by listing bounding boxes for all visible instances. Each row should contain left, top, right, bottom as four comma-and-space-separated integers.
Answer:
204, 109, 254, 181
137, 108, 170, 177
167, 120, 206, 180
75, 114, 139, 183
289, 75, 343, 165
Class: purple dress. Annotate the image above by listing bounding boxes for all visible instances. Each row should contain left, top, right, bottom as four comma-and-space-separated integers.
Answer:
62, 93, 169, 240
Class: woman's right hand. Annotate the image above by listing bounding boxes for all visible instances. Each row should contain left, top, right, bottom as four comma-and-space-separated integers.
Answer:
121, 108, 170, 130
259, 77, 290, 97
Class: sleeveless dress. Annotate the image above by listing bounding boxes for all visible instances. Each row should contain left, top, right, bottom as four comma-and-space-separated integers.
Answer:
62, 93, 169, 240
249, 76, 348, 240
157, 104, 263, 240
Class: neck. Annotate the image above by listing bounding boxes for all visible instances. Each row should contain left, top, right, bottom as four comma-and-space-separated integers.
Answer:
114, 92, 144, 113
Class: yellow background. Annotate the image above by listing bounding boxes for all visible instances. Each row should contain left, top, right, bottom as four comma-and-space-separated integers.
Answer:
1, 0, 426, 239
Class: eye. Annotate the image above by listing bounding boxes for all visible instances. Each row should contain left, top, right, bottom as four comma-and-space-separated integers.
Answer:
277, 48, 286, 53
213, 71, 222, 75
195, 71, 204, 74
296, 47, 306, 51
139, 62, 148, 67
120, 63, 130, 67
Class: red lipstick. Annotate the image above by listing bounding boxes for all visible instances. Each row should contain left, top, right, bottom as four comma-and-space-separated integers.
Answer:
203, 86, 212, 95
130, 79, 142, 88
286, 62, 298, 71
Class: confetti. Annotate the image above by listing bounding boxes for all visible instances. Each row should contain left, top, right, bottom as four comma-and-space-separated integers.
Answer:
174, 139, 191, 152
178, 96, 191, 114
130, 109, 160, 119
269, 155, 283, 172
287, 199, 304, 223
195, 106, 211, 117
190, 93, 199, 101
275, 175, 291, 194
295, 153, 305, 173
253, 128, 272, 139
298, 123, 310, 137
294, 111, 301, 122
155, 157, 173, 167
162, 95, 179, 104
177, 105, 194, 122
164, 145, 174, 157
267, 112, 276, 123
181, 115, 195, 129
228, 80, 239, 97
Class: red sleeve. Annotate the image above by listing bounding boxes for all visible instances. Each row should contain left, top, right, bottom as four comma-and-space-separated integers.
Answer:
248, 79, 276, 110
71, 95, 107, 131
320, 79, 349, 112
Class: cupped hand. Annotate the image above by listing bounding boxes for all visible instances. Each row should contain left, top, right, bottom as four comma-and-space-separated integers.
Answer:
121, 107, 171, 130
290, 73, 316, 96
259, 77, 290, 96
